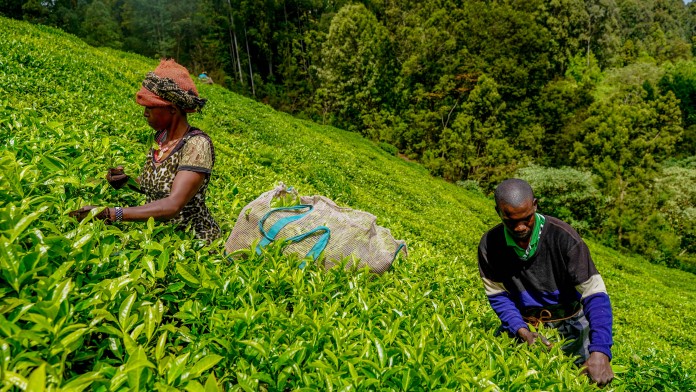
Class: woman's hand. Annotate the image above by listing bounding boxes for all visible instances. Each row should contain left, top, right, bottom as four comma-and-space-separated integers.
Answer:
68, 206, 112, 223
106, 166, 129, 189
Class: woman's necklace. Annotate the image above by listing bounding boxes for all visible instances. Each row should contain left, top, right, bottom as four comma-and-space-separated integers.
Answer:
155, 125, 190, 161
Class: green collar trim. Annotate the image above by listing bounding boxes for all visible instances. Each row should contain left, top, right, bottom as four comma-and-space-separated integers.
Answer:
504, 213, 545, 261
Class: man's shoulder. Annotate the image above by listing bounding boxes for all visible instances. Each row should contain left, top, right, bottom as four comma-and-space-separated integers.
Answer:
481, 222, 505, 237
479, 223, 505, 247
542, 215, 583, 242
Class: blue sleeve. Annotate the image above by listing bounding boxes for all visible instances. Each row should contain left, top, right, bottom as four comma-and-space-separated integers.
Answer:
582, 292, 613, 359
488, 292, 528, 336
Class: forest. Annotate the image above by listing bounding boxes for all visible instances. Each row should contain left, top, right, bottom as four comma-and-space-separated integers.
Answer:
2, 0, 695, 272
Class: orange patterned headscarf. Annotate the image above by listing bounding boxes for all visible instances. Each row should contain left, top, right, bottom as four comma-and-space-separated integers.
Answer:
136, 59, 206, 112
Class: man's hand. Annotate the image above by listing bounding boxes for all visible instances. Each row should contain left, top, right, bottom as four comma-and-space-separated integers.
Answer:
582, 351, 613, 387
516, 328, 552, 348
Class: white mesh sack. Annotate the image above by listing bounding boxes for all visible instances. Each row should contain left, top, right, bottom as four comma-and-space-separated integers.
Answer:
225, 183, 407, 274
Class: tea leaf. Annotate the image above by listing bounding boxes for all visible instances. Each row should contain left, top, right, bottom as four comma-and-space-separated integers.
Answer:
167, 352, 190, 384
176, 263, 200, 286
188, 354, 223, 378
27, 364, 46, 391
9, 206, 47, 243
119, 292, 137, 329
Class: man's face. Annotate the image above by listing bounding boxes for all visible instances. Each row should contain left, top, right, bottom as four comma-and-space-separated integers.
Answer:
497, 198, 537, 241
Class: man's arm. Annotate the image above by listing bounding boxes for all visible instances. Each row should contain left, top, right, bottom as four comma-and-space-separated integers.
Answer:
576, 273, 613, 358
479, 233, 551, 346
478, 238, 529, 338
577, 275, 614, 386
485, 283, 552, 347
484, 279, 528, 335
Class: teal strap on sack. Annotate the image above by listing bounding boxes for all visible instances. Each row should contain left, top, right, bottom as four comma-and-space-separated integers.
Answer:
393, 243, 405, 261
255, 205, 331, 267
286, 226, 331, 268
256, 205, 313, 254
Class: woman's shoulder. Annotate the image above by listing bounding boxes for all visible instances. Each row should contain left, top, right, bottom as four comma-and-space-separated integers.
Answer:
187, 127, 212, 140
185, 128, 213, 149
179, 128, 215, 170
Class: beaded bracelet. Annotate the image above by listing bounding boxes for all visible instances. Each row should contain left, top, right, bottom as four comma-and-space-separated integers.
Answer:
115, 207, 124, 222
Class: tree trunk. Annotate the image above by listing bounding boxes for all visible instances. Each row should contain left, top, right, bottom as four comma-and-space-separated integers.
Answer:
245, 25, 256, 97
233, 29, 244, 85
616, 172, 625, 245
226, 0, 244, 85
225, 19, 237, 81
226, 29, 238, 82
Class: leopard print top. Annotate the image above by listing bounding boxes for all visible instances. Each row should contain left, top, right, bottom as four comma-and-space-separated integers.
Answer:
139, 128, 221, 243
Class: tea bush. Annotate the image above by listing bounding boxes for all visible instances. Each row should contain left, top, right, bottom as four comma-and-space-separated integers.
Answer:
1, 18, 695, 391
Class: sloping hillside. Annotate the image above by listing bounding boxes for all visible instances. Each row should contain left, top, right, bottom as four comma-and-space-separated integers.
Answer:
0, 18, 694, 391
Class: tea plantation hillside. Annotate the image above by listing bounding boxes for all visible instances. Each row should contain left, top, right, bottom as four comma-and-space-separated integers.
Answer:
1, 18, 695, 391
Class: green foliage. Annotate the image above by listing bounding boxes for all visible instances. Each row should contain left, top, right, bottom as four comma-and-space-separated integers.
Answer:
316, 3, 396, 138
437, 75, 515, 187
652, 160, 696, 270
455, 180, 484, 195
377, 142, 398, 156
1, 17, 696, 391
536, 78, 594, 166
658, 60, 696, 156
81, 0, 122, 49
616, 0, 692, 64
583, 0, 622, 68
572, 87, 683, 248
595, 61, 664, 101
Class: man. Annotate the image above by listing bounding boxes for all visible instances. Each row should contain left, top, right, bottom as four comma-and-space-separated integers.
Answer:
478, 178, 614, 386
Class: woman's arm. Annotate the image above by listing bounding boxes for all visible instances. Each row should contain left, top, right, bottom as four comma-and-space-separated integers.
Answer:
111, 170, 206, 221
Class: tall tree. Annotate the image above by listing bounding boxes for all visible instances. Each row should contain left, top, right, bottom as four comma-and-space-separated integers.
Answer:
535, 0, 589, 76
572, 89, 683, 247
616, 0, 691, 63
382, 1, 476, 157
82, 0, 122, 49
437, 75, 513, 185
316, 3, 395, 138
121, 0, 176, 57
658, 60, 696, 156
0, 0, 24, 19
20, 0, 49, 24
582, 0, 621, 67
536, 77, 594, 166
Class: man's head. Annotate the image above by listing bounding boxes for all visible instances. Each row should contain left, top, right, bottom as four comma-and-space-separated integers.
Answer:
494, 179, 538, 241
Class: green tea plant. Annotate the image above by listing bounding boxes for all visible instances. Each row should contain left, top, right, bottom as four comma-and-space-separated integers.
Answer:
1, 17, 695, 391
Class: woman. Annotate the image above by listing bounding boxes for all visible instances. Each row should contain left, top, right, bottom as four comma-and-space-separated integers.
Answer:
70, 59, 221, 243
